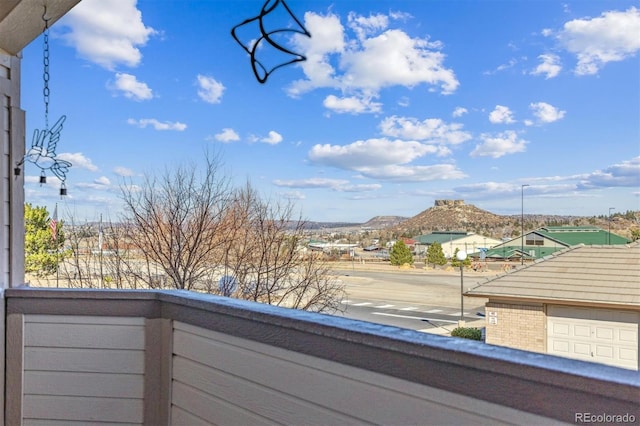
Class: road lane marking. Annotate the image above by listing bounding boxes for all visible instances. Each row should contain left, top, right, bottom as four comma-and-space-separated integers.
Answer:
424, 309, 442, 313
352, 302, 373, 306
372, 312, 457, 323
374, 304, 394, 308
340, 300, 351, 304
400, 307, 418, 311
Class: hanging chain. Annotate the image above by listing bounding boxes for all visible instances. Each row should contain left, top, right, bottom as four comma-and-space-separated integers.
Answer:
42, 12, 50, 131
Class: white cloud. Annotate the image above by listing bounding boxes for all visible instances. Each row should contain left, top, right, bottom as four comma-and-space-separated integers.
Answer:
348, 12, 389, 41
127, 118, 187, 131
261, 131, 283, 145
273, 178, 381, 192
470, 131, 528, 158
288, 11, 459, 111
196, 75, 225, 104
484, 58, 517, 75
323, 95, 382, 114
78, 176, 112, 190
274, 178, 349, 189
340, 29, 457, 93
354, 164, 466, 182
213, 128, 240, 143
309, 138, 439, 169
114, 166, 135, 177
558, 7, 640, 75
531, 54, 562, 79
340, 183, 383, 192
452, 107, 468, 117
278, 190, 306, 200
529, 102, 566, 124
57, 152, 98, 171
61, 0, 156, 69
489, 105, 516, 124
578, 156, 640, 188
112, 73, 153, 100
379, 116, 471, 145
95, 176, 111, 186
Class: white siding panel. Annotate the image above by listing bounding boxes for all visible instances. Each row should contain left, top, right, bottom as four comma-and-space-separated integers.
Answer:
171, 406, 213, 426
25, 420, 140, 426
25, 322, 145, 349
25, 347, 144, 374
172, 381, 277, 426
24, 371, 143, 398
22, 315, 145, 424
23, 395, 143, 423
171, 321, 545, 426
172, 356, 359, 426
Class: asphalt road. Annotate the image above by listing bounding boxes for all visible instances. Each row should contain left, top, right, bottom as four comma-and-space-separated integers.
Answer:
330, 266, 488, 331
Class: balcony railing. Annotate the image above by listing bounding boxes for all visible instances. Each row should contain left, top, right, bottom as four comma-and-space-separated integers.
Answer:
3, 288, 638, 425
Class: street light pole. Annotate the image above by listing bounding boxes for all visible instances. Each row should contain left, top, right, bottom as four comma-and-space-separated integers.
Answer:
457, 250, 467, 326
521, 184, 529, 265
608, 207, 615, 245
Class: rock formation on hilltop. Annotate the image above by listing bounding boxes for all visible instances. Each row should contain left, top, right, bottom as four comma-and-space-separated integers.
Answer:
391, 200, 515, 238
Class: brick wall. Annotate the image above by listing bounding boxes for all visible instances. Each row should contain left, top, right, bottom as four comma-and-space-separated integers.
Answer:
485, 301, 545, 352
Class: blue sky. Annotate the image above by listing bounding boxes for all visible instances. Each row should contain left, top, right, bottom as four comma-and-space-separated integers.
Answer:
20, 0, 640, 223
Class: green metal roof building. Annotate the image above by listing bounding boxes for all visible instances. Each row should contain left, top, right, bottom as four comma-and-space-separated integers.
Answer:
414, 231, 468, 245
479, 226, 631, 261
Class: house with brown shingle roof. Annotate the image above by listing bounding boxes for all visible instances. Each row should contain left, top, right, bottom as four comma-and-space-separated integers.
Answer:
465, 242, 640, 370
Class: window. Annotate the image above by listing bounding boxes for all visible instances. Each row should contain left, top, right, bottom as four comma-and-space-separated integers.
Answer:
526, 234, 544, 246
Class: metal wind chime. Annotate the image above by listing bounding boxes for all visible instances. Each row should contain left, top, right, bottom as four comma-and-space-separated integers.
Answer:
15, 6, 71, 197
231, 0, 311, 83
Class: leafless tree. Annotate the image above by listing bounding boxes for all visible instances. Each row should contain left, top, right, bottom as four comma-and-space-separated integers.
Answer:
222, 182, 345, 313
58, 217, 98, 288
119, 156, 345, 313
120, 153, 233, 290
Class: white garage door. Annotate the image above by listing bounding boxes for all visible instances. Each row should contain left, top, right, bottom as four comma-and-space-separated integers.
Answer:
547, 305, 638, 370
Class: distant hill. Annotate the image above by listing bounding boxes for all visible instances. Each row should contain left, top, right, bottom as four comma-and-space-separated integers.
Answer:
301, 215, 407, 231
361, 216, 408, 229
390, 199, 639, 240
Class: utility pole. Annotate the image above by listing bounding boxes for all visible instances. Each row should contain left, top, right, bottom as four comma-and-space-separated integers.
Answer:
608, 207, 615, 245
99, 214, 104, 288
521, 184, 529, 265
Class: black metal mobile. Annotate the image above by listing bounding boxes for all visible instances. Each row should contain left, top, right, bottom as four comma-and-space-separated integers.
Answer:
231, 0, 311, 83
14, 6, 71, 197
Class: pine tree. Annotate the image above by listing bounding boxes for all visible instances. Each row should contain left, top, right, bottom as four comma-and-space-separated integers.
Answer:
451, 248, 471, 268
390, 240, 413, 266
425, 242, 447, 268
25, 203, 65, 277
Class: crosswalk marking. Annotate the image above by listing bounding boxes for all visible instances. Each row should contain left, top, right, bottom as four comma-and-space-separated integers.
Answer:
341, 300, 482, 319
372, 312, 457, 324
